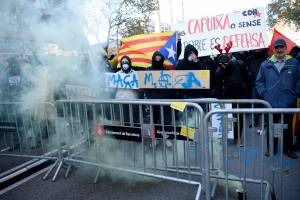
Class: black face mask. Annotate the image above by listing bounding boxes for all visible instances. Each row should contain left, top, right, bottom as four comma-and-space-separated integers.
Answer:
152, 59, 164, 69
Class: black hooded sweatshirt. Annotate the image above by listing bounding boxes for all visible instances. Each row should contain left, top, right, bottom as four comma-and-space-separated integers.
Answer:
143, 51, 172, 99
176, 44, 208, 99
216, 56, 249, 99
176, 44, 206, 70
150, 51, 167, 70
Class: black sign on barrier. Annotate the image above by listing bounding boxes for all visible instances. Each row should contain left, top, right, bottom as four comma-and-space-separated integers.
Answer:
154, 125, 196, 141
96, 124, 141, 141
96, 123, 198, 142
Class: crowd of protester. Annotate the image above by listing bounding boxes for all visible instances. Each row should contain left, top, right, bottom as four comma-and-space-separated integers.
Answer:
1, 38, 299, 159
112, 38, 300, 159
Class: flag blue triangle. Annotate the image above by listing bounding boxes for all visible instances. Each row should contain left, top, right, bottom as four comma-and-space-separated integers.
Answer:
159, 33, 177, 66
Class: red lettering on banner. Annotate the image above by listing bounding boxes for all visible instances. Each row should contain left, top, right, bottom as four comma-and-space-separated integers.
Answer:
252, 33, 259, 47
188, 15, 230, 34
195, 20, 202, 33
188, 20, 193, 34
258, 32, 265, 47
223, 32, 265, 49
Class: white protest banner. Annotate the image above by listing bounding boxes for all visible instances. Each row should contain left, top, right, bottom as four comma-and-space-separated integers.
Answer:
105, 72, 138, 89
65, 84, 96, 99
105, 70, 210, 89
211, 103, 234, 139
176, 7, 268, 58
138, 70, 210, 89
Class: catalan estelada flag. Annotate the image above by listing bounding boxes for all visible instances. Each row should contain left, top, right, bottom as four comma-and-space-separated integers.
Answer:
118, 31, 177, 69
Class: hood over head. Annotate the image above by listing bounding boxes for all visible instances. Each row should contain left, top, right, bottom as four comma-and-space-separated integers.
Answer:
151, 51, 165, 70
184, 44, 198, 60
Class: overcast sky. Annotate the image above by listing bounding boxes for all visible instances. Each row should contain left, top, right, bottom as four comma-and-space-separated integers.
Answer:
159, 0, 270, 24
84, 0, 300, 45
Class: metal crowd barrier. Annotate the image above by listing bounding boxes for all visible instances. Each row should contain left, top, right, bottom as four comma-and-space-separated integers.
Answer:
51, 98, 280, 200
137, 100, 273, 179
115, 98, 298, 200
4, 99, 298, 200
0, 102, 58, 158
203, 108, 300, 200
52, 99, 205, 200
0, 102, 59, 180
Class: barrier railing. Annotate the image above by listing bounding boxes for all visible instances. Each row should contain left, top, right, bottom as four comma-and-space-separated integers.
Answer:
0, 102, 59, 182
53, 99, 205, 200
3, 99, 298, 200
0, 102, 58, 160
203, 108, 300, 200
52, 99, 278, 200
134, 98, 273, 189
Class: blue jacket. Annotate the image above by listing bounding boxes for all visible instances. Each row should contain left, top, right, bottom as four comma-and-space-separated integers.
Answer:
256, 55, 300, 108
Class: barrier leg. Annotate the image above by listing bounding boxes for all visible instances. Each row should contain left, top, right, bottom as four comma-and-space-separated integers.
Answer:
52, 159, 64, 182
64, 162, 72, 178
94, 167, 102, 184
43, 159, 59, 180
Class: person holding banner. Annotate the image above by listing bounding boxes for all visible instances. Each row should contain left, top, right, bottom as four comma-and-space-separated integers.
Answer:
115, 56, 138, 99
176, 44, 206, 71
176, 44, 207, 99
144, 51, 169, 100
115, 56, 139, 126
143, 51, 173, 125
256, 39, 300, 159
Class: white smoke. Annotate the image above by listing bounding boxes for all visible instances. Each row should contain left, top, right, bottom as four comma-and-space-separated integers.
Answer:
0, 0, 170, 185
16, 0, 107, 103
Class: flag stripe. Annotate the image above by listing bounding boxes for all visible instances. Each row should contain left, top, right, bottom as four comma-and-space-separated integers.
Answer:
130, 58, 152, 63
122, 36, 170, 47
119, 54, 151, 59
121, 32, 174, 42
119, 46, 164, 56
119, 51, 152, 57
120, 41, 166, 53
117, 63, 175, 69
118, 50, 147, 57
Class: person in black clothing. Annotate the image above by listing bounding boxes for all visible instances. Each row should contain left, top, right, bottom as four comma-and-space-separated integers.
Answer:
216, 53, 249, 143
199, 56, 220, 98
143, 51, 172, 124
176, 44, 207, 99
290, 46, 300, 63
247, 49, 268, 127
150, 51, 166, 70
177, 44, 206, 70
144, 51, 168, 99
247, 49, 268, 98
216, 54, 249, 99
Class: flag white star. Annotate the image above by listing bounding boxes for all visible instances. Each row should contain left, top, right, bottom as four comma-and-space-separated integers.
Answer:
166, 45, 176, 60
